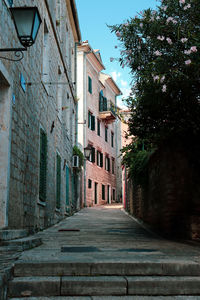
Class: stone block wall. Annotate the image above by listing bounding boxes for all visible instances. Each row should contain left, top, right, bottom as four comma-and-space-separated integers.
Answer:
0, 0, 78, 231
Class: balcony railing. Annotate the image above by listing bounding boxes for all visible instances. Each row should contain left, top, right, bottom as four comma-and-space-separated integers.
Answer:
99, 97, 117, 122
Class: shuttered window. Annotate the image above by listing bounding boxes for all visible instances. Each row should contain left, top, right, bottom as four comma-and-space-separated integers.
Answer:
88, 76, 92, 94
39, 128, 47, 202
105, 126, 108, 142
97, 119, 101, 136
56, 153, 61, 209
88, 111, 95, 131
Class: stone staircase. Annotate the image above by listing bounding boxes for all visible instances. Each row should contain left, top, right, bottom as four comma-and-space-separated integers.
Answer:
8, 260, 200, 298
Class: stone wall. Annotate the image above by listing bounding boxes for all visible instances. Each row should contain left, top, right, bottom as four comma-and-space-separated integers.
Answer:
126, 142, 200, 239
0, 0, 79, 231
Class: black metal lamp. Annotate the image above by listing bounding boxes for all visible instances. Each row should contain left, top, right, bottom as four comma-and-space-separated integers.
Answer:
0, 6, 42, 61
84, 145, 92, 160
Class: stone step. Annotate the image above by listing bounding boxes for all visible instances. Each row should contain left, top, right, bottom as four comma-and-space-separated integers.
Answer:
8, 276, 200, 297
8, 296, 200, 300
2, 236, 42, 251
14, 260, 200, 277
0, 230, 28, 242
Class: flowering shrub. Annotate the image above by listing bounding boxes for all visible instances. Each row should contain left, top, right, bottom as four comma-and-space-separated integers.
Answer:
110, 0, 200, 144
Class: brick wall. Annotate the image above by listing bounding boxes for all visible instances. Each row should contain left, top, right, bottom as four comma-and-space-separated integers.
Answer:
126, 142, 200, 239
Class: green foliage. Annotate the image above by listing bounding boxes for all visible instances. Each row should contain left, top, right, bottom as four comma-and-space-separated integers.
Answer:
110, 0, 200, 144
122, 138, 154, 185
73, 145, 84, 172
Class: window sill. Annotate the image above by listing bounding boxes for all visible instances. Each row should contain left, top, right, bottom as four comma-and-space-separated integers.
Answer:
37, 200, 46, 207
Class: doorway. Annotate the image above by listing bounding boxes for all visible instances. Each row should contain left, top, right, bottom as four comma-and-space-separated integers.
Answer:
94, 182, 98, 204
0, 68, 12, 228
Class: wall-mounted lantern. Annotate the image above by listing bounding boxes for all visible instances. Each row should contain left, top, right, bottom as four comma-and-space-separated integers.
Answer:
0, 7, 42, 61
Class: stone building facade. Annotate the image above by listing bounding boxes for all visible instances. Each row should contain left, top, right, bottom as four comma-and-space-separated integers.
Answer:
0, 0, 81, 231
77, 42, 122, 207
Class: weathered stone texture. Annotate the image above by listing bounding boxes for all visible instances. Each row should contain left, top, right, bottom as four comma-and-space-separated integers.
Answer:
0, 0, 79, 231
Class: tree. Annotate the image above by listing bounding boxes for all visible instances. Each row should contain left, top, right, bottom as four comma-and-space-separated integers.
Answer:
110, 0, 200, 145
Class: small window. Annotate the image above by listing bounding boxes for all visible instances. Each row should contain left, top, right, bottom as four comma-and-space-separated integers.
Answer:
102, 184, 105, 200
105, 126, 108, 142
105, 156, 110, 172
88, 111, 95, 131
88, 76, 92, 94
97, 119, 101, 136
111, 132, 114, 147
112, 158, 115, 174
97, 151, 103, 167
88, 179, 92, 189
89, 147, 95, 163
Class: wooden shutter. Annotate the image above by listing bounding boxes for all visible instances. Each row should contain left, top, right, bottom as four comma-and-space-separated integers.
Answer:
91, 115, 95, 131
100, 153, 103, 168
56, 153, 61, 209
88, 76, 92, 94
91, 147, 95, 163
39, 128, 47, 202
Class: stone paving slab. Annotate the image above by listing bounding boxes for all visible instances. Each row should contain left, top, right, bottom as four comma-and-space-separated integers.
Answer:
127, 276, 200, 295
61, 276, 127, 296
9, 296, 200, 300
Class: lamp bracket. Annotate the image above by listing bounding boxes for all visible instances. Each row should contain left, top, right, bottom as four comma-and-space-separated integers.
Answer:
0, 48, 27, 62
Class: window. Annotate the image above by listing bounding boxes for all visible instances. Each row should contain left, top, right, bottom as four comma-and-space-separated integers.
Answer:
111, 132, 114, 147
112, 158, 115, 174
88, 76, 92, 94
105, 156, 110, 172
97, 119, 101, 136
89, 146, 95, 163
39, 128, 47, 202
88, 111, 95, 131
56, 152, 61, 209
88, 179, 92, 189
97, 151, 103, 167
105, 126, 108, 142
102, 184, 105, 200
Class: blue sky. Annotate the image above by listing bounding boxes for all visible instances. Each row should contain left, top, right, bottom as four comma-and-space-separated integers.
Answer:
76, 0, 158, 108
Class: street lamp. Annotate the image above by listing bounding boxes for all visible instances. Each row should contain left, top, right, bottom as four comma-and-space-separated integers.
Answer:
84, 145, 92, 160
0, 7, 42, 61
83, 145, 92, 207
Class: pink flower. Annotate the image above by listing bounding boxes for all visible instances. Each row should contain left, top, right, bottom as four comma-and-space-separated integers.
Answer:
162, 85, 167, 92
166, 37, 172, 45
184, 50, 191, 55
162, 5, 167, 11
160, 75, 165, 83
153, 75, 159, 81
190, 46, 197, 52
181, 38, 188, 43
140, 23, 143, 28
167, 17, 177, 24
179, 0, 185, 4
185, 59, 192, 65
154, 50, 162, 56
157, 35, 165, 41
183, 4, 191, 10
116, 31, 121, 37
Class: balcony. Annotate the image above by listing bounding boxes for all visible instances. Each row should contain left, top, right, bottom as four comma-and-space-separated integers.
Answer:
99, 97, 117, 123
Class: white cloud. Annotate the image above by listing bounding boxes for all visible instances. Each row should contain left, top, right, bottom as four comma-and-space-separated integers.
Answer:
120, 79, 127, 87
111, 71, 121, 82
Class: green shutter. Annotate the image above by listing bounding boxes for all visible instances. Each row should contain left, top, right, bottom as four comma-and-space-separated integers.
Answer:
88, 76, 92, 94
91, 115, 95, 131
39, 128, 47, 202
100, 153, 103, 168
56, 153, 61, 209
108, 157, 110, 172
92, 147, 95, 163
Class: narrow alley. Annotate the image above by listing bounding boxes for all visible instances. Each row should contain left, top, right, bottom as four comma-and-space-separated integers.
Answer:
6, 205, 200, 299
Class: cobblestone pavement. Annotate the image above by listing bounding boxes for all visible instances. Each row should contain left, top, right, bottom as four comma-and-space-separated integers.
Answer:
17, 204, 200, 264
